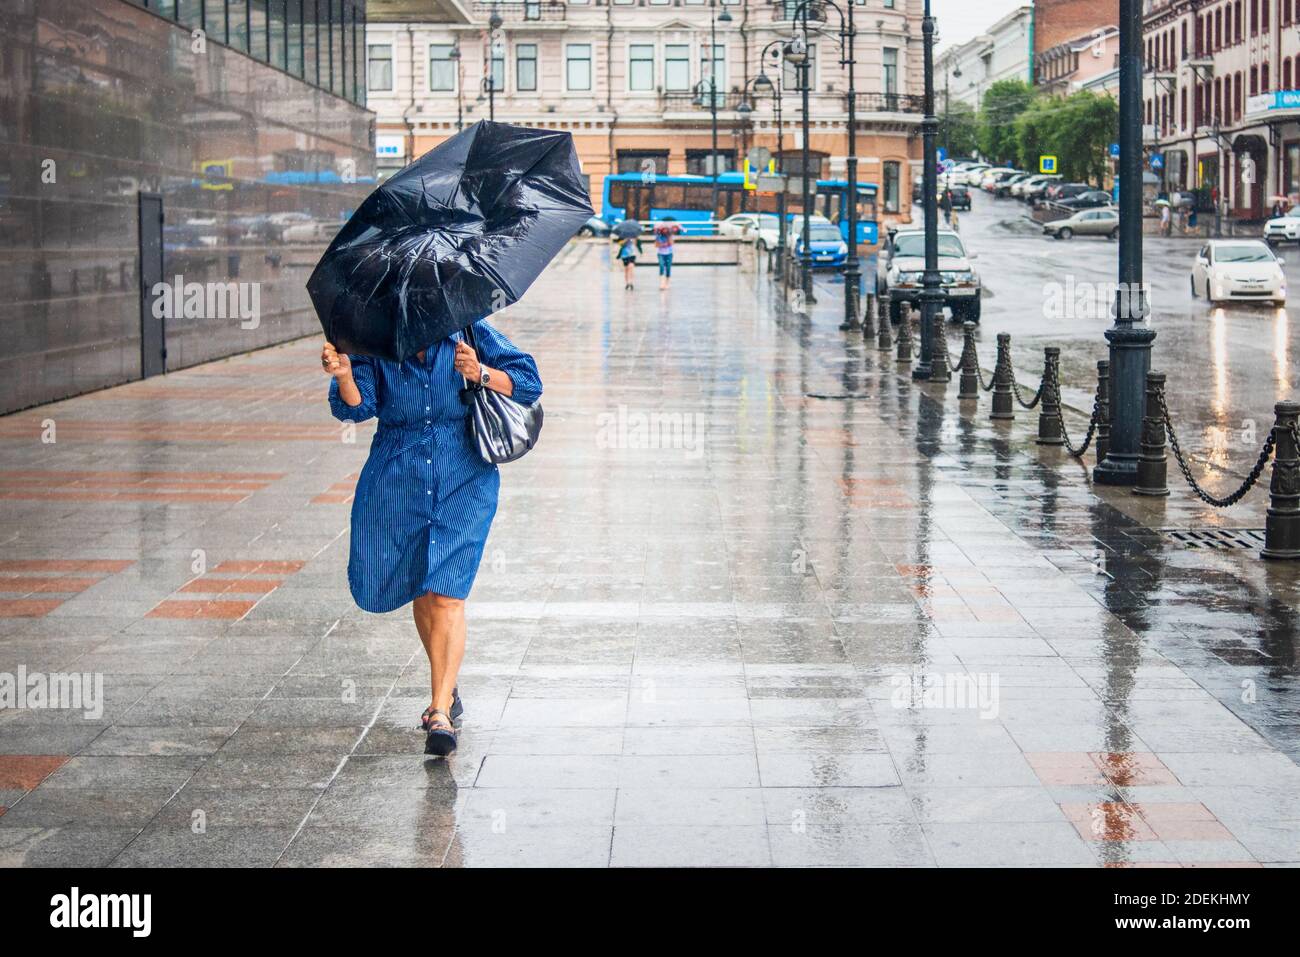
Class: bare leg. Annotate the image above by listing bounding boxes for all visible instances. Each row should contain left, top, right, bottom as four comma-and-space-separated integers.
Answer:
413, 592, 465, 718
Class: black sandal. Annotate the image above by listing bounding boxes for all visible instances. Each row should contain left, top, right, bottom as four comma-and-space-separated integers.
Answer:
423, 709, 458, 757
418, 687, 462, 730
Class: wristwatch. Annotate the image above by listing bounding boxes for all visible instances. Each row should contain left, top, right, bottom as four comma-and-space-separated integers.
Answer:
479, 367, 491, 388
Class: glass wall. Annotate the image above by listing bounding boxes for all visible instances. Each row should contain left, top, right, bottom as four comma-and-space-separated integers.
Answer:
116, 0, 366, 106
0, 0, 376, 413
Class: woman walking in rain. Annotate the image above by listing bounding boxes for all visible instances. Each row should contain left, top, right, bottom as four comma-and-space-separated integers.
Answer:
654, 220, 682, 289
320, 327, 541, 757
615, 232, 639, 290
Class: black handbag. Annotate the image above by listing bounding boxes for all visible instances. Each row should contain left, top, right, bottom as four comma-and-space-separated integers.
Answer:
459, 323, 543, 464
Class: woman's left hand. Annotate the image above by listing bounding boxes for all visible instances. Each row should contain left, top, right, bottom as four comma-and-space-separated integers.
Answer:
454, 341, 481, 381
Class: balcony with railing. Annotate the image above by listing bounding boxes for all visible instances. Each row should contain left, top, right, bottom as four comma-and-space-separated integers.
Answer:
470, 1, 566, 23
769, 0, 828, 24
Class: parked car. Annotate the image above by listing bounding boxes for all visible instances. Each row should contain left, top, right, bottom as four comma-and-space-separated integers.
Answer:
718, 213, 763, 239
1020, 175, 1063, 202
978, 168, 1019, 192
577, 215, 612, 237
753, 213, 829, 251
876, 227, 982, 322
1057, 190, 1115, 211
1042, 207, 1119, 240
1044, 182, 1091, 203
792, 222, 850, 269
995, 172, 1034, 197
1263, 214, 1300, 245
947, 185, 972, 211
1190, 240, 1286, 304
958, 163, 992, 186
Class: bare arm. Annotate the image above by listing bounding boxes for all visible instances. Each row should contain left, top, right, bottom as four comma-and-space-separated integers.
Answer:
321, 342, 363, 405
454, 341, 514, 398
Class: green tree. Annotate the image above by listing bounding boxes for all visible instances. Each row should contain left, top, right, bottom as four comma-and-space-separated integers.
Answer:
939, 100, 979, 159
1013, 91, 1118, 185
977, 79, 1037, 165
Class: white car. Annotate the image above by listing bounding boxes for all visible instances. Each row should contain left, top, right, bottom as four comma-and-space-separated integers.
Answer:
752, 212, 829, 251
1263, 215, 1300, 245
978, 167, 1018, 191
1190, 240, 1287, 305
957, 164, 991, 186
718, 213, 763, 239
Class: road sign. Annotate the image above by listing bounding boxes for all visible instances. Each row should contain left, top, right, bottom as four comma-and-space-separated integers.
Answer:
937, 146, 947, 164
1039, 155, 1058, 174
1149, 153, 1164, 171
1108, 142, 1120, 158
743, 157, 776, 190
784, 175, 815, 196
755, 173, 787, 194
746, 146, 772, 171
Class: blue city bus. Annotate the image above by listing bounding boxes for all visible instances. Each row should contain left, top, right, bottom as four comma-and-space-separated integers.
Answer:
600, 172, 879, 244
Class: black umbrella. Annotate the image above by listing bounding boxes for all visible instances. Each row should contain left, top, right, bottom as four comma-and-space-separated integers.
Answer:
612, 218, 642, 239
307, 120, 593, 362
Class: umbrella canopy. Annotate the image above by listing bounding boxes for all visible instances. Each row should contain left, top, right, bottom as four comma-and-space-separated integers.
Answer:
308, 120, 593, 362
612, 218, 642, 239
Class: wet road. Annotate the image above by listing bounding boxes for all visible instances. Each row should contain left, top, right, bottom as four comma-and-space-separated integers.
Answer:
0, 241, 1296, 867
952, 194, 1300, 488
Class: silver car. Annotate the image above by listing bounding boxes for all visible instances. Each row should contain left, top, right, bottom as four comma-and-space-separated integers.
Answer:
1043, 207, 1119, 240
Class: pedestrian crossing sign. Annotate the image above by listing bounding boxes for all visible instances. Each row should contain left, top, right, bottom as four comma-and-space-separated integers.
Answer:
1039, 155, 1058, 174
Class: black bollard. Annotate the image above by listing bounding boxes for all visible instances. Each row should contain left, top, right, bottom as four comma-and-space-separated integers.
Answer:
1095, 359, 1111, 465
863, 291, 877, 339
1262, 400, 1300, 560
1036, 347, 1064, 445
877, 293, 894, 352
1133, 371, 1169, 497
929, 312, 951, 384
957, 322, 979, 400
896, 304, 913, 364
990, 333, 1014, 420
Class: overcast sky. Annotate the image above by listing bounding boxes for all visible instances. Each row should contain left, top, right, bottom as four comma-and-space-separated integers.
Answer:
933, 0, 1029, 56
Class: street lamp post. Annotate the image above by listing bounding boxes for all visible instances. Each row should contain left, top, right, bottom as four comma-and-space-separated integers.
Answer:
741, 61, 786, 282
913, 0, 941, 380
486, 7, 503, 122
706, 3, 734, 220
838, 1, 861, 331
1093, 0, 1156, 486
783, 26, 814, 304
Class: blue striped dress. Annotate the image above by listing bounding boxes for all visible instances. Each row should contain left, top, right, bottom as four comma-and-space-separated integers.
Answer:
327, 321, 542, 611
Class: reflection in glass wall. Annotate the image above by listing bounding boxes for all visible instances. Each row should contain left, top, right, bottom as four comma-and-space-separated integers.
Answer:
0, 0, 375, 413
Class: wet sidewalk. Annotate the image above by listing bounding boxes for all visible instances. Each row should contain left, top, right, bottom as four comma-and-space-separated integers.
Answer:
0, 242, 1297, 867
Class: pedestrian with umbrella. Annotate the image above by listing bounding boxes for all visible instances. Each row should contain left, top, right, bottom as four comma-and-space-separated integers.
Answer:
612, 217, 642, 290
310, 121, 593, 757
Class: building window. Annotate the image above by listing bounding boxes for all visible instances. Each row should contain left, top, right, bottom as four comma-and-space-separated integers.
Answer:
783, 43, 816, 90
490, 42, 505, 92
251, 0, 269, 61
882, 47, 898, 97
567, 44, 592, 91
883, 161, 900, 213
429, 43, 457, 92
368, 44, 393, 91
665, 43, 691, 90
617, 150, 668, 174
629, 43, 655, 91
686, 149, 734, 175
517, 43, 538, 91
700, 43, 725, 102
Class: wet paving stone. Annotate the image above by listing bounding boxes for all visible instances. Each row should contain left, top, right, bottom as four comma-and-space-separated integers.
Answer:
0, 247, 1297, 866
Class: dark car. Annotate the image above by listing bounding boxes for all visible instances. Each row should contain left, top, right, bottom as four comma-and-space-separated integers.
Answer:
1057, 189, 1113, 210
1045, 182, 1091, 202
576, 215, 611, 237
947, 185, 972, 211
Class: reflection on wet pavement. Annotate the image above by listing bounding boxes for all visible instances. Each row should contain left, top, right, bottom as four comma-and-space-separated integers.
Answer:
0, 239, 1296, 867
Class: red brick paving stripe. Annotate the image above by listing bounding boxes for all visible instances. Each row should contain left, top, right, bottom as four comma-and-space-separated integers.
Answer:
0, 575, 103, 594
178, 578, 283, 595
0, 755, 69, 791
0, 560, 133, 573
211, 560, 305, 575
146, 599, 257, 620
0, 599, 65, 617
